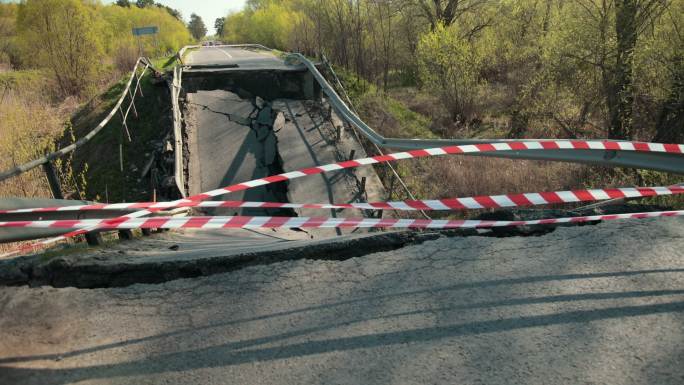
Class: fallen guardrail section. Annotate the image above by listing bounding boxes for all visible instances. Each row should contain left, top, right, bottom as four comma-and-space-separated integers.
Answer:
0, 56, 186, 245
0, 57, 158, 185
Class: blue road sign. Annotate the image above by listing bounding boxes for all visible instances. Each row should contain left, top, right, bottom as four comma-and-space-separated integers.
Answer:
132, 26, 158, 36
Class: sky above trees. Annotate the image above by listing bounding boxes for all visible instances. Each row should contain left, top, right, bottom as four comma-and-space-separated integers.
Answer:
62, 0, 245, 35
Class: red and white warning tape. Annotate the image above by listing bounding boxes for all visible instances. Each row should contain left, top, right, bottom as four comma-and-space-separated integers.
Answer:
188, 140, 684, 201
3, 139, 683, 257
2, 185, 683, 214
1, 210, 683, 230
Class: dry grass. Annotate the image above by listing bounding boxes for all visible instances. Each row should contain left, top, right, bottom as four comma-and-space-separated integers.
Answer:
395, 156, 684, 219
0, 71, 84, 254
354, 89, 684, 218
403, 157, 592, 200
113, 43, 139, 74
0, 74, 65, 198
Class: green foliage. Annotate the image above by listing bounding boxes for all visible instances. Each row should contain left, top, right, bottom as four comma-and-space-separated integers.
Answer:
100, 3, 192, 58
136, 0, 154, 9
16, 0, 104, 96
9, 0, 191, 97
188, 13, 207, 40
217, 0, 681, 143
214, 17, 225, 37
0, 3, 18, 68
417, 23, 482, 123
223, 3, 301, 49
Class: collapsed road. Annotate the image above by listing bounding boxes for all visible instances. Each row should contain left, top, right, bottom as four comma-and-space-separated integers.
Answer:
181, 46, 385, 235
0, 46, 682, 385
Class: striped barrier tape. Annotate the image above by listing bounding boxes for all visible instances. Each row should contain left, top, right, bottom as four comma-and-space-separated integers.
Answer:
1, 210, 683, 230
3, 139, 683, 258
2, 185, 684, 214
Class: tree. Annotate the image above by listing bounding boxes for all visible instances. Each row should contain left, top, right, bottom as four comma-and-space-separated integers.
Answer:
215, 17, 225, 37
609, 0, 639, 139
136, 0, 154, 9
157, 4, 182, 21
416, 0, 488, 30
188, 13, 207, 40
417, 23, 481, 123
16, 0, 103, 96
115, 0, 131, 7
608, 0, 669, 139
0, 3, 18, 68
653, 55, 684, 143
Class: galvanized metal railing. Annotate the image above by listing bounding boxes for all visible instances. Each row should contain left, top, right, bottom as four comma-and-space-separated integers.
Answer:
0, 57, 159, 190
319, 54, 431, 220
170, 65, 186, 197
284, 52, 684, 175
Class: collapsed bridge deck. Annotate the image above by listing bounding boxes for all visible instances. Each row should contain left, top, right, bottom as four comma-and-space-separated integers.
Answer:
181, 47, 386, 237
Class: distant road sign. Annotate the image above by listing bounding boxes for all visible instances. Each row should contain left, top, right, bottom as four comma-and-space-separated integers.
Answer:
132, 26, 158, 36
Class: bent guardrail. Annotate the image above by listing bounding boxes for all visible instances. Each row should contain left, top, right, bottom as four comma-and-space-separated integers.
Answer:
285, 52, 684, 175
169, 65, 186, 197
0, 57, 159, 187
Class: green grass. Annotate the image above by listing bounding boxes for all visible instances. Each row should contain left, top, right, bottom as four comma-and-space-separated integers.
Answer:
0, 69, 51, 99
69, 68, 172, 203
150, 55, 178, 71
0, 69, 44, 88
382, 97, 436, 139
330, 63, 436, 140
180, 47, 199, 62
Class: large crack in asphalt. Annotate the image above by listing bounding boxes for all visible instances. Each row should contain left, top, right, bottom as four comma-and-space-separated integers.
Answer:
0, 230, 476, 289
0, 203, 665, 289
183, 88, 295, 218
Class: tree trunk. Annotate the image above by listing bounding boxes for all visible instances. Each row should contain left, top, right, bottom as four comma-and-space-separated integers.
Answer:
653, 56, 684, 143
609, 0, 638, 139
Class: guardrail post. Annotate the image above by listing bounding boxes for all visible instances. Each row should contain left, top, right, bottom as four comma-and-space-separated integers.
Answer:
119, 107, 132, 142
85, 232, 103, 246
136, 71, 145, 97
387, 173, 396, 200
127, 88, 138, 118
118, 229, 133, 241
42, 161, 63, 200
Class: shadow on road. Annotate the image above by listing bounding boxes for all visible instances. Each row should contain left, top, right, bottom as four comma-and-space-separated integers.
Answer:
2, 268, 683, 384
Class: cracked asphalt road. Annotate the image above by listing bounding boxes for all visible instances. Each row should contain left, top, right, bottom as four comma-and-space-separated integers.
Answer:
1, 217, 683, 384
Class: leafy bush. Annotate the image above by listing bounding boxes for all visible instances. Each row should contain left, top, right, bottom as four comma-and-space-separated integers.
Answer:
417, 23, 482, 124
16, 0, 104, 96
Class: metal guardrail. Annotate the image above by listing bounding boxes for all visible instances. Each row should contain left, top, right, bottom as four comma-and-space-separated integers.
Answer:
0, 198, 136, 243
0, 57, 159, 184
320, 54, 431, 220
170, 65, 186, 197
285, 53, 684, 175
175, 45, 200, 65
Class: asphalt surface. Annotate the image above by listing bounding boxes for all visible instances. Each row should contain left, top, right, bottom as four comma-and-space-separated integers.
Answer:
1, 217, 683, 384
184, 92, 385, 226
185, 47, 296, 71
185, 89, 280, 216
